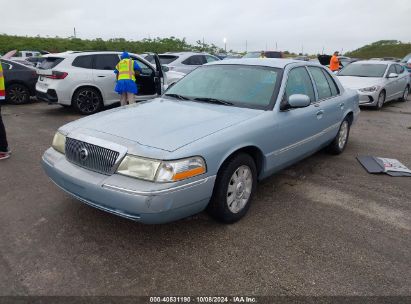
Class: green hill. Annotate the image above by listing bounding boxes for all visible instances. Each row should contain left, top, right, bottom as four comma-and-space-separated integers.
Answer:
346, 40, 411, 59
0, 34, 223, 55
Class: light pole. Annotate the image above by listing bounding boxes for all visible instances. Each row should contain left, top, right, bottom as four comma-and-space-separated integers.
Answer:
223, 38, 227, 53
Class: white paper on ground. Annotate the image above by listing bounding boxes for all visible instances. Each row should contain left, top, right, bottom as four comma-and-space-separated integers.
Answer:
376, 158, 411, 174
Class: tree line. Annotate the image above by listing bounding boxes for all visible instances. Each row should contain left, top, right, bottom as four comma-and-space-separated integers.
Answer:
0, 34, 226, 55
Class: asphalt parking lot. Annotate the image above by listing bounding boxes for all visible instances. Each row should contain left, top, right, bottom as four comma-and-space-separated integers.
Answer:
0, 98, 410, 296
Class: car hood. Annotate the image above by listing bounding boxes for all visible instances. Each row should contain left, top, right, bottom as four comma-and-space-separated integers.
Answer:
337, 76, 384, 90
62, 98, 262, 152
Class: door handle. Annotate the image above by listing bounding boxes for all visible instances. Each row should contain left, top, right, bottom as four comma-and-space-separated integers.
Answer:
339, 102, 345, 109
316, 110, 324, 119
97, 75, 107, 78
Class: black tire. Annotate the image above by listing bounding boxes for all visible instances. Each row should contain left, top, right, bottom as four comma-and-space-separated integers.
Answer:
327, 117, 351, 155
399, 86, 409, 102
6, 83, 30, 105
207, 153, 257, 224
72, 87, 103, 115
375, 90, 385, 110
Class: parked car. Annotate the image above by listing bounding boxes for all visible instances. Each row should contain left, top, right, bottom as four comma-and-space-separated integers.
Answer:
0, 59, 38, 104
337, 60, 410, 109
144, 52, 220, 74
400, 53, 411, 73
293, 56, 310, 61
243, 51, 284, 59
36, 51, 166, 115
139, 53, 186, 85
42, 58, 359, 224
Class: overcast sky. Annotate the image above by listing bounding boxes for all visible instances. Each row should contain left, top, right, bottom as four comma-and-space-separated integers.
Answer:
2, 0, 410, 54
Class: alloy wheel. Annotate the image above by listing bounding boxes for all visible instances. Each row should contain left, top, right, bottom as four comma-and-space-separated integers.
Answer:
226, 165, 253, 214
76, 90, 101, 114
338, 121, 349, 150
8, 86, 28, 104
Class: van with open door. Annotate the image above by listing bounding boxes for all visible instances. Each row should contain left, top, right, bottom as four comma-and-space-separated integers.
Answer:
36, 51, 166, 115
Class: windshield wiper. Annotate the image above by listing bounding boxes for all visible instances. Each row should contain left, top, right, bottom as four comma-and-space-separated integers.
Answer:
164, 93, 191, 100
193, 97, 234, 106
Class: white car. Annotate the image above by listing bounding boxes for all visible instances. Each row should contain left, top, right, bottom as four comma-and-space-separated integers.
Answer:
337, 60, 410, 109
36, 51, 170, 114
140, 53, 186, 84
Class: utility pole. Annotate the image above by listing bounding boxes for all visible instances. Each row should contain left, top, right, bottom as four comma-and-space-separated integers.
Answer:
74, 27, 76, 38
302, 45, 304, 55
246, 40, 247, 52
275, 41, 278, 51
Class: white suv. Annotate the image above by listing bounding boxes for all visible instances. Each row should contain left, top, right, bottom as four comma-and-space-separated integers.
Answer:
36, 51, 170, 114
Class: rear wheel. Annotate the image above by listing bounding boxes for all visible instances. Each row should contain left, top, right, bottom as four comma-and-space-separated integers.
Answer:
399, 86, 409, 102
327, 118, 350, 155
72, 87, 103, 115
375, 90, 385, 110
207, 153, 257, 223
6, 84, 30, 105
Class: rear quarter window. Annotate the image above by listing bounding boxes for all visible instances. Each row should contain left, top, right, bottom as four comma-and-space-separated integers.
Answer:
39, 57, 65, 69
72, 55, 93, 69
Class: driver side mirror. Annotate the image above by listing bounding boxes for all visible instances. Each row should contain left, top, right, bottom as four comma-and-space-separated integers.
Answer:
288, 94, 311, 108
162, 65, 170, 72
387, 72, 398, 78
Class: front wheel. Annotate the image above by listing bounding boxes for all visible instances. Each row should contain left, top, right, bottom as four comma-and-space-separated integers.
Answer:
207, 153, 257, 223
375, 90, 385, 110
327, 118, 350, 155
399, 86, 409, 102
72, 87, 103, 115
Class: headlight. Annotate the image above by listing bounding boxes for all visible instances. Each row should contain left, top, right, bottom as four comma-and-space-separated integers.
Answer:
156, 156, 206, 182
52, 131, 66, 154
117, 156, 161, 181
116, 155, 206, 182
359, 86, 380, 92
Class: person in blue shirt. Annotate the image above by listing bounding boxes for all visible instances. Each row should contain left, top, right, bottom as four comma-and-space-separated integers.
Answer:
114, 52, 142, 106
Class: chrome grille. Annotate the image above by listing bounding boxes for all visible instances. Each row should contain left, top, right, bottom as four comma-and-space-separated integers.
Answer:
65, 137, 120, 175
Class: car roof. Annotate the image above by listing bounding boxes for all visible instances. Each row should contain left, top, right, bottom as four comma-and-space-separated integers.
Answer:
207, 58, 321, 69
352, 60, 390, 65
42, 51, 134, 58
161, 52, 214, 56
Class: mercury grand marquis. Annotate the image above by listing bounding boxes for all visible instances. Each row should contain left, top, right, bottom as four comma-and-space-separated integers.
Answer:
42, 59, 360, 224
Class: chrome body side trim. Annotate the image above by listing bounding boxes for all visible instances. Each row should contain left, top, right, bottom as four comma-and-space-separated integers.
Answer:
267, 122, 340, 157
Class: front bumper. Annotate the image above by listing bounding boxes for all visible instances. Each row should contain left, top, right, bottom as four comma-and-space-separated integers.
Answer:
42, 148, 216, 224
357, 90, 379, 107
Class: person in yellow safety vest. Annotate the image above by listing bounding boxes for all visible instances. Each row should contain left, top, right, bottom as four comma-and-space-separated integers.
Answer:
114, 51, 142, 106
259, 51, 266, 58
0, 63, 11, 160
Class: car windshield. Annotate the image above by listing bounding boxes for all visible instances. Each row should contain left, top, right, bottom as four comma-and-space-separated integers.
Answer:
158, 55, 179, 64
338, 63, 387, 77
164, 65, 281, 109
402, 53, 411, 63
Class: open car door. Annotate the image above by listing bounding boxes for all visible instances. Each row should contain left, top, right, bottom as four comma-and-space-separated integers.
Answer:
152, 53, 164, 95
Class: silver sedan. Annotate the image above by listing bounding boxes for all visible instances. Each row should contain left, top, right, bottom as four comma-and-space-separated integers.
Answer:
337, 60, 410, 109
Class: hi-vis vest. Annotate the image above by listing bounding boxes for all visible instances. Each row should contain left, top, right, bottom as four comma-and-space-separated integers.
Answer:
0, 64, 5, 100
116, 59, 136, 81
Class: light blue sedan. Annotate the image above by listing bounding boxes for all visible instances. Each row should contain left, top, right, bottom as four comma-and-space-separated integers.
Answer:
42, 59, 360, 224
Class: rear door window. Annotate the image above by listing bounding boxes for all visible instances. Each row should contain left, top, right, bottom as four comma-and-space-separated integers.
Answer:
284, 67, 315, 102
308, 67, 332, 100
72, 55, 93, 69
321, 68, 340, 96
182, 55, 206, 65
38, 57, 65, 69
93, 54, 120, 70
